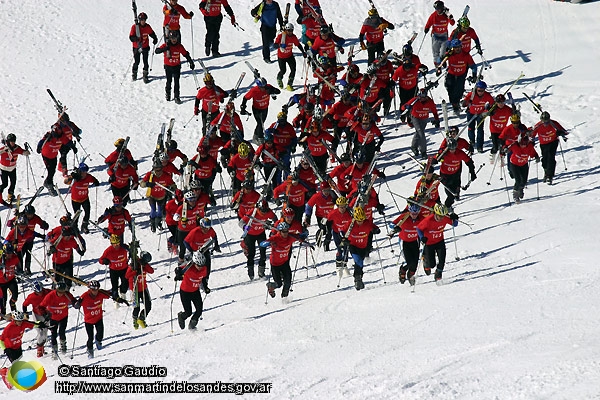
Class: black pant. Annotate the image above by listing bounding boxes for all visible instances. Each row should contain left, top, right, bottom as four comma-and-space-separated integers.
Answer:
177, 229, 192, 260
85, 320, 104, 350
441, 171, 462, 208
49, 316, 69, 345
133, 47, 150, 72
43, 156, 58, 186
317, 218, 333, 246
72, 199, 91, 227
399, 86, 418, 113
165, 64, 182, 98
20, 240, 34, 273
445, 73, 467, 105
59, 144, 73, 172
252, 107, 269, 142
402, 240, 420, 273
0, 169, 17, 195
4, 347, 22, 363
133, 288, 152, 320
204, 14, 223, 53
110, 268, 129, 298
271, 261, 292, 296
467, 112, 485, 149
490, 133, 501, 154
261, 25, 277, 61
55, 260, 74, 289
180, 289, 203, 321
277, 57, 297, 85
367, 41, 385, 65
0, 280, 18, 315
512, 163, 529, 193
111, 184, 131, 207
540, 140, 559, 179
244, 232, 267, 275
423, 240, 446, 271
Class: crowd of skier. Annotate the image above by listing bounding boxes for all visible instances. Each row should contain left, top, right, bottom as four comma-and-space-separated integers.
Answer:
0, 0, 570, 374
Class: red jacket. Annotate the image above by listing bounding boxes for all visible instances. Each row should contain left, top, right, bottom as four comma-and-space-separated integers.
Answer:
142, 170, 175, 200
69, 173, 99, 203
532, 120, 566, 145
22, 289, 52, 317
126, 263, 154, 292
392, 65, 420, 90
463, 90, 495, 115
184, 227, 217, 251
393, 212, 423, 242
99, 244, 129, 271
348, 220, 377, 249
266, 233, 298, 266
232, 190, 260, 219
307, 192, 336, 219
40, 290, 76, 321
445, 51, 475, 77
489, 105, 513, 135
425, 11, 455, 36
275, 32, 302, 59
417, 214, 455, 246
0, 253, 18, 283
0, 320, 36, 349
439, 149, 471, 175
108, 163, 138, 189
228, 153, 252, 182
162, 4, 192, 30
79, 290, 111, 324
450, 27, 479, 53
273, 180, 309, 207
243, 86, 272, 110
509, 142, 538, 167
241, 209, 276, 236
129, 23, 156, 49
305, 131, 333, 157
158, 42, 190, 67
98, 207, 132, 235
200, 0, 233, 17
0, 144, 26, 172
195, 85, 227, 113
180, 264, 208, 292
327, 207, 353, 234
405, 96, 439, 120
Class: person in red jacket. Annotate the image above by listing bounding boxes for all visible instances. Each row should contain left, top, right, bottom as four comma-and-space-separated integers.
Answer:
194, 73, 228, 135
104, 138, 138, 169
162, 0, 193, 38
73, 280, 126, 358
21, 280, 52, 357
199, 0, 236, 57
274, 23, 306, 90
64, 162, 100, 234
8, 213, 46, 275
437, 137, 476, 209
450, 16, 482, 55
97, 196, 133, 245
393, 57, 425, 124
0, 311, 40, 362
310, 24, 345, 66
437, 39, 476, 114
155, 30, 195, 104
209, 101, 244, 142
301, 120, 334, 175
402, 88, 440, 158
227, 142, 254, 194
139, 160, 176, 233
351, 114, 384, 164
414, 162, 441, 217
98, 234, 130, 302
174, 191, 205, 263
174, 251, 208, 330
241, 78, 281, 144
39, 281, 76, 358
273, 171, 310, 221
107, 156, 139, 207
487, 93, 514, 163
507, 135, 539, 203
499, 113, 532, 177
231, 180, 260, 220
0, 243, 20, 316
341, 206, 380, 290
327, 196, 353, 274
184, 217, 220, 292
262, 222, 305, 298
304, 182, 336, 250
36, 125, 74, 196
125, 251, 154, 329
0, 133, 29, 204
463, 80, 495, 153
359, 8, 395, 65
424, 0, 455, 67
240, 201, 277, 280
129, 12, 158, 83
47, 226, 86, 290
530, 111, 568, 185
416, 203, 458, 282
389, 200, 424, 285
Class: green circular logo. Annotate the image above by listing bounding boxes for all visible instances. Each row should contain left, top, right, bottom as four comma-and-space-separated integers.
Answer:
7, 360, 47, 391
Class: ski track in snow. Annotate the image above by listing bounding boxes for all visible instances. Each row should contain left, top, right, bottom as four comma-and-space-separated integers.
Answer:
1, 0, 600, 399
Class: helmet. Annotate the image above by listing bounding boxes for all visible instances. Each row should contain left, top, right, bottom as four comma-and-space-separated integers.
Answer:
56, 281, 68, 292
458, 16, 470, 29
168, 30, 179, 40
408, 202, 421, 214
510, 114, 521, 123
447, 138, 458, 150
318, 55, 329, 66
264, 128, 275, 142
433, 203, 448, 216
16, 215, 28, 227
450, 39, 462, 48
353, 206, 366, 222
242, 180, 254, 189
282, 207, 295, 217
140, 251, 152, 264
62, 226, 74, 236
113, 196, 123, 205
340, 153, 351, 163
495, 94, 506, 103
314, 106, 324, 120
285, 23, 294, 32
109, 234, 121, 244
448, 126, 459, 138
291, 170, 300, 181
23, 205, 35, 214
349, 64, 359, 74
402, 43, 413, 57
189, 180, 201, 190
475, 80, 487, 90
88, 280, 100, 290
152, 159, 163, 169
60, 112, 70, 121
32, 280, 44, 293
159, 152, 170, 162
225, 102, 235, 113
305, 102, 315, 113
78, 162, 89, 172
3, 242, 14, 253
203, 72, 214, 83
277, 222, 290, 231
118, 156, 128, 165
11, 311, 24, 321
184, 190, 196, 201
238, 142, 250, 157
59, 215, 71, 226
277, 111, 287, 121
114, 138, 125, 147
418, 88, 428, 98
198, 217, 211, 229
336, 196, 348, 206
368, 8, 378, 16
6, 133, 16, 142
138, 12, 148, 20
366, 64, 377, 75
540, 111, 550, 122
354, 150, 366, 163
361, 114, 371, 125
193, 251, 206, 266
320, 25, 331, 35
255, 78, 267, 87
434, 1, 445, 11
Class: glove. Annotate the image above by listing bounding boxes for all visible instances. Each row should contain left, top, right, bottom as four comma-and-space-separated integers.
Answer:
230, 14, 236, 25
378, 171, 386, 180
340, 238, 349, 247
274, 198, 282, 207
240, 105, 247, 115
337, 46, 345, 54
376, 203, 385, 215
467, 73, 477, 84
280, 43, 287, 48
77, 247, 86, 256
378, 23, 388, 31
535, 156, 540, 163
101, 258, 110, 265
420, 236, 428, 244
72, 145, 78, 154
189, 11, 194, 17
203, 286, 211, 294
73, 298, 82, 309
48, 245, 57, 255
189, 60, 195, 70
449, 212, 459, 221
243, 225, 250, 233
146, 181, 155, 188
153, 37, 158, 45
36, 320, 49, 329
115, 297, 129, 306
424, 27, 429, 34
194, 106, 200, 116
213, 244, 221, 253
108, 175, 116, 183
476, 45, 483, 55
259, 240, 270, 248
174, 267, 184, 281
433, 119, 440, 129
470, 171, 477, 181
360, 41, 367, 51
215, 164, 222, 174
372, 226, 381, 235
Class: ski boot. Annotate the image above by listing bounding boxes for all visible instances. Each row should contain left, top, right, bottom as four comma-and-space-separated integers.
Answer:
266, 282, 276, 298
51, 345, 59, 360
174, 97, 182, 105
87, 347, 94, 359
258, 265, 266, 279
132, 67, 138, 81
423, 266, 432, 276
285, 85, 294, 91
137, 318, 147, 328
399, 267, 407, 284
60, 339, 67, 354
133, 318, 139, 330
408, 270, 416, 286
205, 46, 211, 57
95, 339, 103, 350
189, 319, 198, 330
177, 312, 186, 330
150, 218, 156, 233
37, 345, 44, 358
6, 193, 14, 204
281, 287, 289, 298
354, 275, 364, 291
434, 268, 443, 284
81, 222, 89, 234
165, 89, 171, 102
142, 69, 149, 84
335, 261, 344, 279
323, 241, 330, 252
513, 190, 520, 204
277, 78, 283, 88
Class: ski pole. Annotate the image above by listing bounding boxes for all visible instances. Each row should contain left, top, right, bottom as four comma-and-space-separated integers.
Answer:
374, 239, 386, 284
501, 163, 512, 206
558, 139, 568, 171
183, 114, 196, 129
486, 153, 500, 185
289, 245, 302, 292
308, 246, 319, 276
535, 160, 540, 200
462, 163, 485, 190
121, 56, 135, 86
170, 279, 178, 333
451, 225, 459, 261
416, 33, 426, 55
394, 238, 405, 267
70, 309, 82, 359
150, 43, 156, 71
190, 18, 195, 60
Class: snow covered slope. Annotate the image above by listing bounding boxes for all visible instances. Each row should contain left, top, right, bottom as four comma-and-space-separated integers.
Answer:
0, 0, 599, 398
